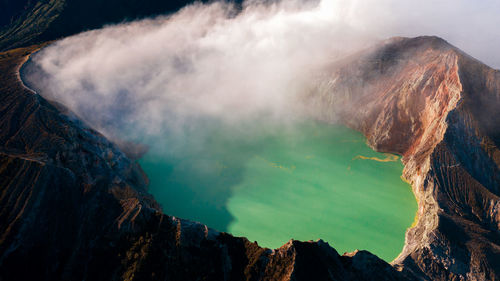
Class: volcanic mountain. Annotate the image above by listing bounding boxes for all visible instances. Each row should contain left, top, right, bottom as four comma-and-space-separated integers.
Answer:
0, 34, 499, 280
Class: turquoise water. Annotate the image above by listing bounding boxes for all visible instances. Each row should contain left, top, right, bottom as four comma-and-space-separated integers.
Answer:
139, 120, 417, 261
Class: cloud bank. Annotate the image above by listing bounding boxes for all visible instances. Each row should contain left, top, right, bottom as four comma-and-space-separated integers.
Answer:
24, 0, 500, 147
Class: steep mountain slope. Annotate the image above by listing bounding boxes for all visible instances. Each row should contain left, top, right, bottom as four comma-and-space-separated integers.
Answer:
0, 0, 33, 27
307, 36, 500, 280
0, 36, 499, 280
0, 0, 218, 51
0, 47, 409, 281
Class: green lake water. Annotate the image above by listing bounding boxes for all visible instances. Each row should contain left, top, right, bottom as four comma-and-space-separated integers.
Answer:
139, 120, 417, 261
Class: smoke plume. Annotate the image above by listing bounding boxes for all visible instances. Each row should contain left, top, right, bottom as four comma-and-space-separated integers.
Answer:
24, 0, 500, 147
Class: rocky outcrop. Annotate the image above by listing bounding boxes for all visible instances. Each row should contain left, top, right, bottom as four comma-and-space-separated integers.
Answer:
0, 47, 409, 280
308, 36, 500, 280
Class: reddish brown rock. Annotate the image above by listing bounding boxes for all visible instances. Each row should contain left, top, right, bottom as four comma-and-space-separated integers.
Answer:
307, 36, 500, 280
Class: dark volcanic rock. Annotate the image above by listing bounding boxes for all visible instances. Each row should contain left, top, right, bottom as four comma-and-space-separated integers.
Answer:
0, 47, 409, 280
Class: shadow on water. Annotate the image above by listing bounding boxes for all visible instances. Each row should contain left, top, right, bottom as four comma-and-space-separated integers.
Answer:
140, 149, 247, 232
139, 118, 272, 232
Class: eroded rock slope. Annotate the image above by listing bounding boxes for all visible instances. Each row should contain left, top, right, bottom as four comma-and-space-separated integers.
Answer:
308, 36, 500, 280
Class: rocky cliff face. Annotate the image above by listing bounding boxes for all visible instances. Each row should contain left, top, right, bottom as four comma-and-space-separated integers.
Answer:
308, 36, 500, 280
0, 36, 499, 280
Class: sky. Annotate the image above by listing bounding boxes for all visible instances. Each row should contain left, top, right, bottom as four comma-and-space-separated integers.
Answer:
338, 0, 500, 69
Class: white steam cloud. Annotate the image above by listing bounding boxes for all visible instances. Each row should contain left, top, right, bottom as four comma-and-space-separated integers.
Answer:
25, 0, 500, 145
